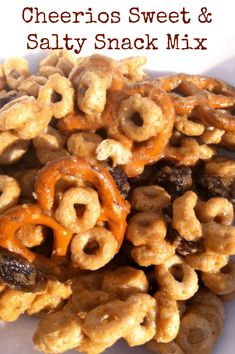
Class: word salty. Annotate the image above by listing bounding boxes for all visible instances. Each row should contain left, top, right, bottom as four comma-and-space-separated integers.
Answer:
27, 33, 208, 53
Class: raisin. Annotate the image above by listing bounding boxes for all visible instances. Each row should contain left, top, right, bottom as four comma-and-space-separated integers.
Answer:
197, 174, 228, 199
0, 247, 45, 292
154, 165, 192, 198
108, 166, 130, 199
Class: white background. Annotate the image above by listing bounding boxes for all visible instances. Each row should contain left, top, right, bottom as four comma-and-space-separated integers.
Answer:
0, 1, 235, 354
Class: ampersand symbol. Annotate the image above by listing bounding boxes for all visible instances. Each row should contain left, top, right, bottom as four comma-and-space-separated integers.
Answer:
198, 7, 212, 23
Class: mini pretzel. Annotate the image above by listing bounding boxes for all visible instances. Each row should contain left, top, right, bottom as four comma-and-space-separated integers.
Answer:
157, 75, 235, 134
35, 156, 130, 250
0, 204, 73, 263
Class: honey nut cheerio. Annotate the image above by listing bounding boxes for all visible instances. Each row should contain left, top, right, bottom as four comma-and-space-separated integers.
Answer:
0, 51, 233, 354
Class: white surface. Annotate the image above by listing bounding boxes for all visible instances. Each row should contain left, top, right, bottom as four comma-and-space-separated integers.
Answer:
0, 0, 235, 353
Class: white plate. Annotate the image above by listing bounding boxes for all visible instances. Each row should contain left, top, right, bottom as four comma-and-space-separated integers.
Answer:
0, 0, 235, 352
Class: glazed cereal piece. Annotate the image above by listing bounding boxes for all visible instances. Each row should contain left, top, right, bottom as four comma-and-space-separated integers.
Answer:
67, 132, 102, 159
38, 65, 64, 78
101, 266, 149, 299
0, 96, 52, 140
39, 50, 77, 77
0, 175, 20, 214
124, 294, 157, 346
203, 222, 235, 255
27, 278, 72, 316
131, 186, 170, 212
37, 73, 74, 119
82, 294, 156, 351
155, 255, 199, 300
0, 288, 37, 322
175, 311, 214, 354
96, 139, 132, 167
75, 70, 112, 115
70, 227, 118, 270
154, 291, 180, 343
188, 303, 224, 341
146, 339, 184, 354
201, 127, 225, 144
15, 225, 46, 248
3, 57, 30, 89
196, 197, 234, 225
55, 187, 101, 233
33, 307, 83, 354
185, 251, 228, 272
119, 93, 164, 142
174, 114, 205, 137
33, 126, 69, 164
118, 56, 147, 82
220, 131, 235, 150
18, 75, 47, 97
189, 288, 225, 320
71, 271, 115, 313
172, 191, 202, 242
201, 260, 235, 295
126, 212, 175, 266
154, 165, 192, 199
164, 137, 215, 166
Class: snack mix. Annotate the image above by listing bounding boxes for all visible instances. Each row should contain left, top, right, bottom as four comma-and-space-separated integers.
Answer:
0, 50, 234, 354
